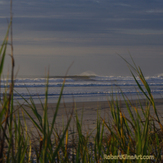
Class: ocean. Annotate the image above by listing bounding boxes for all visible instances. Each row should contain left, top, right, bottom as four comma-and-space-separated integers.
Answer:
1, 75, 163, 104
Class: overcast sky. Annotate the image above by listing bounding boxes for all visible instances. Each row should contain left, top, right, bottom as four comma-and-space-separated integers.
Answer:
0, 0, 163, 77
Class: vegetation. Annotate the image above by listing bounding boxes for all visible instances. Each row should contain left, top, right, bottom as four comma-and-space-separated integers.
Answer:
0, 1, 163, 162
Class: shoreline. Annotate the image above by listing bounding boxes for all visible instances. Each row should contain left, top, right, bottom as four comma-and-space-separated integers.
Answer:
15, 97, 163, 135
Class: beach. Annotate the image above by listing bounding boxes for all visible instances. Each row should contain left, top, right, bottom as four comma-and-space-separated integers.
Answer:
16, 98, 163, 136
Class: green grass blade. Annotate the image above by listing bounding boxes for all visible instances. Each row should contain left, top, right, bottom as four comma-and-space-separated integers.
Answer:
49, 80, 65, 137
51, 115, 72, 162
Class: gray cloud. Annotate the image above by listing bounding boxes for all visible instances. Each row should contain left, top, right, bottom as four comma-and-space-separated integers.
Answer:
1, 0, 163, 76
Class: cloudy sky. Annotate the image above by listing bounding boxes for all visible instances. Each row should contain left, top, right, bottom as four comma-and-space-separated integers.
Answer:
0, 0, 163, 77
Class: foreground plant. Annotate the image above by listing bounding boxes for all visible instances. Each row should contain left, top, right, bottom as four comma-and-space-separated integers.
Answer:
101, 57, 163, 162
0, 1, 14, 161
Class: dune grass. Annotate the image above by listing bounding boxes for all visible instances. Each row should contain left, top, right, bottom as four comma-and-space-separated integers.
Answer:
0, 2, 163, 163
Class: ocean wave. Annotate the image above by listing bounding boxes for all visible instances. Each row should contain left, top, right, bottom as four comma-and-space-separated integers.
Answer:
1, 76, 163, 102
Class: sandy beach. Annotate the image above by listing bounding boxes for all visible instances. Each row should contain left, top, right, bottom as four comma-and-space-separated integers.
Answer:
16, 98, 163, 136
